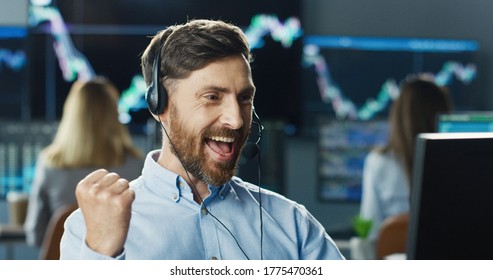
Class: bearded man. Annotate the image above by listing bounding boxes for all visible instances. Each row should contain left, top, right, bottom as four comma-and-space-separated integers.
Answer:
60, 19, 344, 260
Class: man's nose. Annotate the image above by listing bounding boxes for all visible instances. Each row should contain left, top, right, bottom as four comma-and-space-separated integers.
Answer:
219, 98, 244, 130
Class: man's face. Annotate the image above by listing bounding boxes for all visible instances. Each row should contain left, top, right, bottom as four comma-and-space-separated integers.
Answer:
166, 55, 255, 186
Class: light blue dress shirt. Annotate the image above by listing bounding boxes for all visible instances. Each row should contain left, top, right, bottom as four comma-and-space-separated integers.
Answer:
60, 150, 344, 260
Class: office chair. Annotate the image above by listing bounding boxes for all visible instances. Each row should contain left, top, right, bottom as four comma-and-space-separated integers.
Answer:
376, 213, 409, 259
38, 204, 78, 260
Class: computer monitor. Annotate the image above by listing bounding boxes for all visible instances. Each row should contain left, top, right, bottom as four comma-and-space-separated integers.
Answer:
408, 132, 493, 259
437, 111, 493, 133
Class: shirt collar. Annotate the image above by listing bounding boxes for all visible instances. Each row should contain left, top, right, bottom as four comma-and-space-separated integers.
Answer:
141, 150, 231, 202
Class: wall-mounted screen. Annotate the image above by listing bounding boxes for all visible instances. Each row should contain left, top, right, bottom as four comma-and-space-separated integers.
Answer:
306, 35, 480, 201
28, 0, 303, 132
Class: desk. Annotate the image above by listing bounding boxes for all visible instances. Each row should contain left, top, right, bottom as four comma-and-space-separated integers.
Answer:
0, 224, 26, 259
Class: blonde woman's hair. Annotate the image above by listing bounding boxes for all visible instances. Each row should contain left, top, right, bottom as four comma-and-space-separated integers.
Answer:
42, 77, 142, 168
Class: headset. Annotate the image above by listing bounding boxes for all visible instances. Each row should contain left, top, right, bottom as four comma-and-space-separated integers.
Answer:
145, 44, 264, 259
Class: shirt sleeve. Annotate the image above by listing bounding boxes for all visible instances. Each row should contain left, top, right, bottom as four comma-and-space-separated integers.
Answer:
60, 209, 125, 260
295, 204, 346, 260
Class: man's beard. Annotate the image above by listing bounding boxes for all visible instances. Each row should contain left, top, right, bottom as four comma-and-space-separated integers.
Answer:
167, 104, 249, 186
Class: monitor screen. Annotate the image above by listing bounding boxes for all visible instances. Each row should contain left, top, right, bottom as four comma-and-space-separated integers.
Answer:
302, 35, 480, 128
408, 132, 493, 259
437, 111, 493, 133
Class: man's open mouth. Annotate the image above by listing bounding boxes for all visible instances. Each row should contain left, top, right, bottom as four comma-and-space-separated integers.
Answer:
205, 136, 235, 155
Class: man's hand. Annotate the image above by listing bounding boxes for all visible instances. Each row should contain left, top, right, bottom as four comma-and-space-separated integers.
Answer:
75, 169, 134, 257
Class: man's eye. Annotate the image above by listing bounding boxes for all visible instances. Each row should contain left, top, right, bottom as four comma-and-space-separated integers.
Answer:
205, 94, 219, 100
239, 94, 254, 103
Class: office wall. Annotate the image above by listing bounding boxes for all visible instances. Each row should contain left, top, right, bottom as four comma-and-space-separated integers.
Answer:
283, 0, 493, 235
0, 0, 28, 26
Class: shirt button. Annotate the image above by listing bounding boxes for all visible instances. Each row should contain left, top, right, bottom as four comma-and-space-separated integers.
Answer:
210, 256, 218, 260
201, 207, 208, 215
172, 193, 178, 200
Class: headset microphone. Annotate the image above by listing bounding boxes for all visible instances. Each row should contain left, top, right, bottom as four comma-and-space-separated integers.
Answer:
241, 143, 259, 160
241, 108, 264, 161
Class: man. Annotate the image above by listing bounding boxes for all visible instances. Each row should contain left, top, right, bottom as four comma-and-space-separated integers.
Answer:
60, 19, 344, 260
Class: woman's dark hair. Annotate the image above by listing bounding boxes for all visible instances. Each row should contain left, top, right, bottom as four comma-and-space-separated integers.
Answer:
382, 74, 453, 185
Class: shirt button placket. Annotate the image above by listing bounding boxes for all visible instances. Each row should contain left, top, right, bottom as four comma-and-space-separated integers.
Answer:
200, 206, 220, 259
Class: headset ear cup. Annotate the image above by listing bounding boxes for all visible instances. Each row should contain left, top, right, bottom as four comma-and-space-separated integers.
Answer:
145, 83, 158, 115
145, 47, 168, 115
145, 82, 167, 115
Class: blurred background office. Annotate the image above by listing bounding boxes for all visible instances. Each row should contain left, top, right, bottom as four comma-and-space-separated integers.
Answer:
24, 77, 143, 248
359, 75, 452, 253
1, 0, 492, 259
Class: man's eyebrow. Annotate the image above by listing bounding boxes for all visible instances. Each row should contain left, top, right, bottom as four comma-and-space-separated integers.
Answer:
196, 85, 256, 95
196, 85, 229, 94
240, 85, 256, 95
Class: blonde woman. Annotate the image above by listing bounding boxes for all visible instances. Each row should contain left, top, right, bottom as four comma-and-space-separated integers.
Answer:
24, 77, 144, 247
360, 75, 452, 243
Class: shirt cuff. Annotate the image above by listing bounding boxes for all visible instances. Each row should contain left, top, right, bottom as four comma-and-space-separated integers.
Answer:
80, 240, 126, 260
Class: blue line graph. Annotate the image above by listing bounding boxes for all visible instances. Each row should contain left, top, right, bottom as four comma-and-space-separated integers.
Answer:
29, 5, 95, 81
303, 36, 479, 120
245, 14, 302, 49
